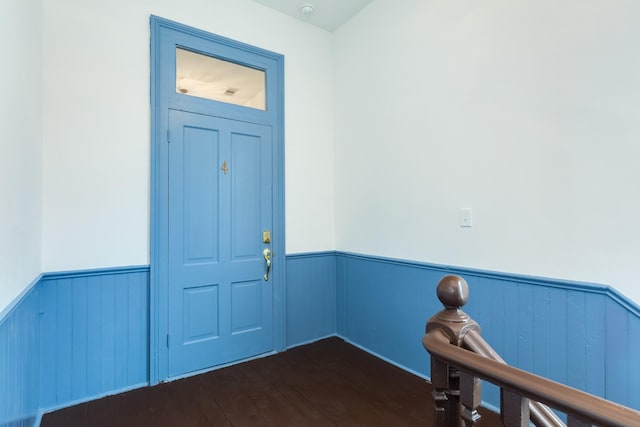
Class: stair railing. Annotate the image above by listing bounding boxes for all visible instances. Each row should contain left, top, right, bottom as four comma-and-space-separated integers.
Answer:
423, 275, 640, 427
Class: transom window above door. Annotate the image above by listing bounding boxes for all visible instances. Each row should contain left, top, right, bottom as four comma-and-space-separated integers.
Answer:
175, 48, 266, 110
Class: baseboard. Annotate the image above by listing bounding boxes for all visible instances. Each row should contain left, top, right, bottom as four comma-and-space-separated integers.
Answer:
39, 382, 148, 415
337, 333, 507, 416
286, 333, 337, 350
336, 334, 429, 381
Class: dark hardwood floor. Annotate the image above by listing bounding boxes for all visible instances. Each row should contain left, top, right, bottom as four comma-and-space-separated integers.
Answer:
41, 337, 501, 426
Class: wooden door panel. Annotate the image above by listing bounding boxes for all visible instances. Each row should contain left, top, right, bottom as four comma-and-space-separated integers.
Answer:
167, 110, 272, 377
231, 132, 262, 260
182, 125, 220, 265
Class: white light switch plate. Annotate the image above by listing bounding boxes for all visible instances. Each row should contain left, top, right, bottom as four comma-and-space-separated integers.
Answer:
460, 208, 472, 227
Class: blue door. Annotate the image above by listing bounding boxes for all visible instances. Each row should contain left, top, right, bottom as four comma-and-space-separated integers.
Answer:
151, 17, 285, 383
167, 110, 273, 376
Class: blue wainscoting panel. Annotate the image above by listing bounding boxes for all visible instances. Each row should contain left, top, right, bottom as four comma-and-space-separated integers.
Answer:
336, 253, 444, 377
38, 267, 149, 410
285, 252, 336, 347
2, 252, 639, 422
0, 283, 40, 427
462, 276, 612, 411
604, 295, 640, 410
628, 306, 640, 409
336, 252, 640, 412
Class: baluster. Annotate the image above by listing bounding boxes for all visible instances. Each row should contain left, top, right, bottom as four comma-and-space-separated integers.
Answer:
460, 371, 481, 426
448, 367, 462, 427
431, 357, 450, 427
501, 389, 529, 427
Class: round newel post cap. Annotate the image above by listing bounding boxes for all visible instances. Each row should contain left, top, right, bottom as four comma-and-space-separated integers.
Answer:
427, 275, 477, 344
437, 275, 469, 309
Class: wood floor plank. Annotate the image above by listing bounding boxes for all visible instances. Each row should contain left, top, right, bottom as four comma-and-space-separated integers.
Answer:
41, 337, 503, 426
167, 376, 233, 427
239, 353, 337, 426
204, 357, 331, 426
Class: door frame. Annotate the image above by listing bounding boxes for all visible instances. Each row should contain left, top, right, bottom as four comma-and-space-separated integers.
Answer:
149, 16, 285, 384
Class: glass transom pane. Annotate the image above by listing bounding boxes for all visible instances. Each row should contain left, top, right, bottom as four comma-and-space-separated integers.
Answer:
176, 48, 266, 110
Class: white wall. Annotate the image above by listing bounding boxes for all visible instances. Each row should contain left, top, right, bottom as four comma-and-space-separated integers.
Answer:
334, 0, 640, 302
0, 0, 43, 312
41, 0, 335, 271
31, 0, 640, 305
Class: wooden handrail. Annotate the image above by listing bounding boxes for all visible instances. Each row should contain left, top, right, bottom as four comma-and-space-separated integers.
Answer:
424, 329, 640, 426
463, 329, 565, 427
423, 275, 640, 427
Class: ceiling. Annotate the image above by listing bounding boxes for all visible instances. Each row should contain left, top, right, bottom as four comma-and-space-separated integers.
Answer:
251, 0, 374, 32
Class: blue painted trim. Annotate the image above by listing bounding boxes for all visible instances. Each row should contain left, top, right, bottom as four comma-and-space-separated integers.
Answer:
337, 251, 605, 289
285, 251, 337, 260
340, 332, 500, 416
286, 334, 337, 350
606, 287, 640, 318
0, 273, 41, 322
150, 15, 286, 384
336, 251, 640, 318
336, 334, 429, 382
39, 382, 148, 414
273, 45, 286, 354
162, 350, 277, 384
41, 265, 150, 281
149, 15, 162, 387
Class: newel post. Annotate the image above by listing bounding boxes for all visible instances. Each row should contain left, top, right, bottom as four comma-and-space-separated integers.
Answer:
425, 275, 482, 427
